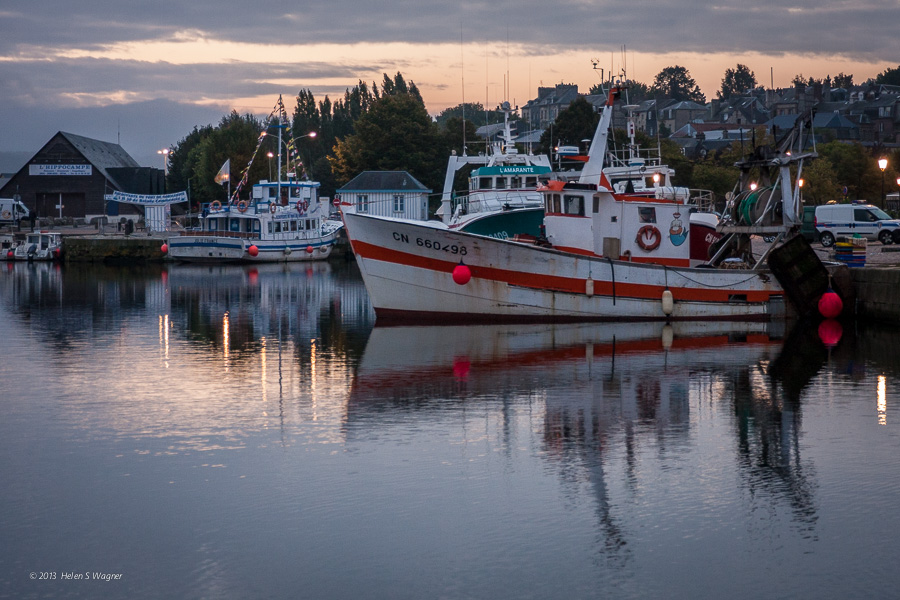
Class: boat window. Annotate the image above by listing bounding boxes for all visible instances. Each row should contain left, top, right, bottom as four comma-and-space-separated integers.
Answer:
563, 194, 584, 216
357, 195, 368, 213
509, 176, 521, 188
639, 207, 657, 223
593, 196, 600, 214
553, 194, 561, 214
267, 187, 276, 199
290, 220, 298, 232
267, 222, 273, 234
495, 177, 507, 189
252, 221, 260, 234
479, 177, 491, 189
230, 219, 240, 232
525, 177, 537, 188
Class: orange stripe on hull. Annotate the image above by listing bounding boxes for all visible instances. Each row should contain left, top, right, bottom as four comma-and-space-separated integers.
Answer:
352, 240, 780, 304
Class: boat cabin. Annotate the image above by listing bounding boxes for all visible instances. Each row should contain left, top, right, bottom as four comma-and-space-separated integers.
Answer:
541, 181, 715, 268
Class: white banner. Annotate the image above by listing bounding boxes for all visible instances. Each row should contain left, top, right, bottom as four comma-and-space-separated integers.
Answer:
29, 164, 92, 176
110, 191, 188, 205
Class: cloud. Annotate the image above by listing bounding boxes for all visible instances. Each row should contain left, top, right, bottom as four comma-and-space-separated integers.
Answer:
0, 0, 897, 170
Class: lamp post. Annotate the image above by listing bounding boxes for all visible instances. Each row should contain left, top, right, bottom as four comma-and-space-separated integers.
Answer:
267, 151, 274, 181
878, 157, 888, 207
798, 178, 804, 204
157, 148, 170, 192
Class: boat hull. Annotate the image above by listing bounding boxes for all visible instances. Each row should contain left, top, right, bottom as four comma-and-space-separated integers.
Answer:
343, 212, 785, 323
167, 232, 339, 263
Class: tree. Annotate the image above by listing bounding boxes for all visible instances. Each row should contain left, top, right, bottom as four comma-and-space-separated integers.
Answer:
799, 158, 840, 205
329, 92, 447, 193
652, 66, 706, 103
875, 65, 900, 86
435, 103, 504, 128
718, 64, 757, 100
537, 97, 599, 156
816, 140, 879, 201
167, 124, 213, 205
832, 73, 854, 89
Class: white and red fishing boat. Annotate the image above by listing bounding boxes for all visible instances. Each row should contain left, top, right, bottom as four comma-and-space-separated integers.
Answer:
341, 84, 818, 323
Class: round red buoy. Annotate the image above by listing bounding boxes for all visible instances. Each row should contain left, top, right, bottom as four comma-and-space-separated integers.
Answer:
818, 290, 843, 319
452, 262, 472, 285
6, 250, 13, 259
306, 245, 314, 254
160, 243, 168, 254
452, 358, 471, 380
818, 318, 843, 347
248, 245, 259, 257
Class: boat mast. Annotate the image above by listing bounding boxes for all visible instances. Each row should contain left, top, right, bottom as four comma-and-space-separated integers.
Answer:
277, 94, 283, 203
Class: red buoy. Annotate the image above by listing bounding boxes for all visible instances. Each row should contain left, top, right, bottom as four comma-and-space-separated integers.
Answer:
6, 250, 13, 259
818, 319, 843, 347
818, 290, 843, 319
452, 262, 472, 285
248, 245, 259, 257
160, 243, 168, 254
306, 245, 314, 254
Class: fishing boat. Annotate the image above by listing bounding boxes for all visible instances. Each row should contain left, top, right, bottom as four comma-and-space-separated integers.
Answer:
166, 96, 343, 263
166, 179, 342, 263
341, 83, 821, 323
11, 231, 62, 261
436, 101, 552, 239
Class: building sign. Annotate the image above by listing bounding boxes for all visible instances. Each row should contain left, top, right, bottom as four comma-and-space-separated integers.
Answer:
29, 164, 93, 176
109, 191, 188, 205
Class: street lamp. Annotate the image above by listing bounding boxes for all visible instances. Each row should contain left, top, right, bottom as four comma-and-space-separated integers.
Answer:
878, 157, 888, 207
157, 148, 170, 192
267, 151, 274, 181
798, 178, 804, 204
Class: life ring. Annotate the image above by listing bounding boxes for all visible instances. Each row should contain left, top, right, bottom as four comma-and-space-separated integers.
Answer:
636, 225, 661, 251
269, 203, 277, 213
210, 200, 221, 211
296, 199, 309, 214
237, 200, 249, 213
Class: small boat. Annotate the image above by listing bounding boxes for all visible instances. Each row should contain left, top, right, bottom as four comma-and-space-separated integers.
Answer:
166, 179, 343, 263
11, 231, 63, 261
166, 96, 343, 263
341, 83, 823, 324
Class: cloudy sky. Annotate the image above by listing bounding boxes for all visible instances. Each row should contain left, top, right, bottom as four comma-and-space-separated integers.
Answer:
1, 0, 897, 172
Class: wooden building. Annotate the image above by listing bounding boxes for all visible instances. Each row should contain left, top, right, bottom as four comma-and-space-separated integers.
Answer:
0, 131, 164, 223
337, 171, 431, 221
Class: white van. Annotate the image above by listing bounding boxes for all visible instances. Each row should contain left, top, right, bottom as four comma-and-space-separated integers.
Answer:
0, 197, 29, 225
814, 202, 900, 247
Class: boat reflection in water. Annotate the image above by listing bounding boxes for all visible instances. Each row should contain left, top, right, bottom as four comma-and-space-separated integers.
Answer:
351, 318, 826, 559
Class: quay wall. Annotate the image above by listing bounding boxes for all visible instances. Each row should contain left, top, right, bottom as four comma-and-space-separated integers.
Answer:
64, 235, 167, 263
850, 267, 900, 323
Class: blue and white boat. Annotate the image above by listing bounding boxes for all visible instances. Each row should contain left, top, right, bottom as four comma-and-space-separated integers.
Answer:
166, 179, 343, 263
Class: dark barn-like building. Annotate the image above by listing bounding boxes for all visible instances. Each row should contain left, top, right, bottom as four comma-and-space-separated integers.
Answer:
0, 132, 165, 222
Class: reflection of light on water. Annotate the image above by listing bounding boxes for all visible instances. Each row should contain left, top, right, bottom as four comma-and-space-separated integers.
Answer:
158, 314, 170, 368
878, 375, 886, 425
260, 336, 267, 404
310, 338, 318, 421
223, 311, 230, 367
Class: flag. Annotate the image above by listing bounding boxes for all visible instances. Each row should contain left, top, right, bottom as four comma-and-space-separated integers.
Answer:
214, 160, 230, 185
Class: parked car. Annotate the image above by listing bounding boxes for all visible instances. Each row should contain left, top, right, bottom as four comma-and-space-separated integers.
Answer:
814, 202, 900, 247
800, 206, 818, 242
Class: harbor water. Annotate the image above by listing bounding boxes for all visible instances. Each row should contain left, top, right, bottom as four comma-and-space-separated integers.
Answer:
2, 260, 900, 599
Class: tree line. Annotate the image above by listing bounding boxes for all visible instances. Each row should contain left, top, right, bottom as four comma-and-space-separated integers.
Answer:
164, 65, 900, 210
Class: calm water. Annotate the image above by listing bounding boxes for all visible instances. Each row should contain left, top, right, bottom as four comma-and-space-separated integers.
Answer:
2, 260, 900, 600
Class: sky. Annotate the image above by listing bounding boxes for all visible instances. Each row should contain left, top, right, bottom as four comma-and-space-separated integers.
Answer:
1, 0, 898, 173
